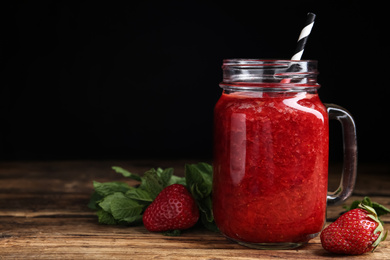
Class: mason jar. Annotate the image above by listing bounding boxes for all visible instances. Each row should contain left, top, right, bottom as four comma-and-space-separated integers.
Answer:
212, 59, 357, 249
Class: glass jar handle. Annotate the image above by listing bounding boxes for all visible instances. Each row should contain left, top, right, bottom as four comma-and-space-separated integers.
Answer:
325, 104, 358, 206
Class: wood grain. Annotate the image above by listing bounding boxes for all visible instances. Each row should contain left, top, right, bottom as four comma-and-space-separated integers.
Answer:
0, 160, 389, 259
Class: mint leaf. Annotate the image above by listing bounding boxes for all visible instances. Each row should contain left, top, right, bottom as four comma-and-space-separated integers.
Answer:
168, 175, 186, 186
112, 166, 142, 182
156, 167, 174, 187
88, 191, 104, 210
126, 188, 154, 203
372, 202, 390, 217
98, 192, 145, 225
362, 197, 373, 207
185, 162, 218, 232
89, 163, 218, 233
345, 196, 390, 218
162, 229, 182, 236
122, 215, 143, 224
185, 163, 212, 200
200, 213, 219, 232
198, 196, 214, 223
98, 192, 123, 213
139, 169, 165, 199
96, 209, 117, 225
93, 181, 131, 197
344, 200, 360, 211
110, 197, 144, 223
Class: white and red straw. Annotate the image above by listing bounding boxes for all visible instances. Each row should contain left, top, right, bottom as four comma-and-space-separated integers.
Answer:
291, 12, 316, 60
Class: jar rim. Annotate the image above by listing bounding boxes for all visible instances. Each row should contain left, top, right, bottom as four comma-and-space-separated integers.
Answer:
222, 59, 318, 66
221, 59, 319, 89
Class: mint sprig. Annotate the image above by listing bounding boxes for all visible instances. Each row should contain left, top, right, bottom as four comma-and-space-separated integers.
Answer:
88, 163, 218, 233
344, 196, 390, 217
185, 163, 218, 232
344, 196, 390, 227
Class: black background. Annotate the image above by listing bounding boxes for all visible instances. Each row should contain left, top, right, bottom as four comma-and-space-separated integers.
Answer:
1, 1, 389, 163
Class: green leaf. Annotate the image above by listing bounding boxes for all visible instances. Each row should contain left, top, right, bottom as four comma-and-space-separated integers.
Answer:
125, 188, 154, 202
372, 202, 390, 217
110, 197, 144, 222
162, 229, 182, 236
168, 175, 186, 186
140, 169, 165, 199
112, 166, 142, 182
88, 191, 104, 210
97, 192, 145, 225
184, 163, 217, 232
344, 200, 360, 211
362, 197, 373, 207
200, 213, 219, 232
93, 181, 131, 197
122, 215, 143, 225
96, 209, 117, 225
197, 196, 214, 223
185, 163, 213, 200
157, 167, 174, 187
98, 192, 124, 213
345, 196, 390, 218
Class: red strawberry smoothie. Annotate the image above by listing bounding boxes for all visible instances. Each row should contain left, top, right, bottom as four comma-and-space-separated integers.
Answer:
213, 90, 329, 245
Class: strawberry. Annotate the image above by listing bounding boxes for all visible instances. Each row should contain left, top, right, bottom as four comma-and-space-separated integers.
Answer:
320, 203, 388, 255
142, 184, 199, 232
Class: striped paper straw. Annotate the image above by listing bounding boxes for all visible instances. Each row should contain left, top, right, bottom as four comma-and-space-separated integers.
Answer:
291, 12, 316, 60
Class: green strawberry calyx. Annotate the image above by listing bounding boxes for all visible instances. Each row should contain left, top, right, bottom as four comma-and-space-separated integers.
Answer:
359, 203, 388, 251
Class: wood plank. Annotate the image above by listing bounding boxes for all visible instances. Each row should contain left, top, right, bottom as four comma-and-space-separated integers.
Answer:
1, 216, 389, 259
1, 160, 389, 259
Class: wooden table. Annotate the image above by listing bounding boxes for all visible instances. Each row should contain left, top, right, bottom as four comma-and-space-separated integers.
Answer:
1, 160, 389, 259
